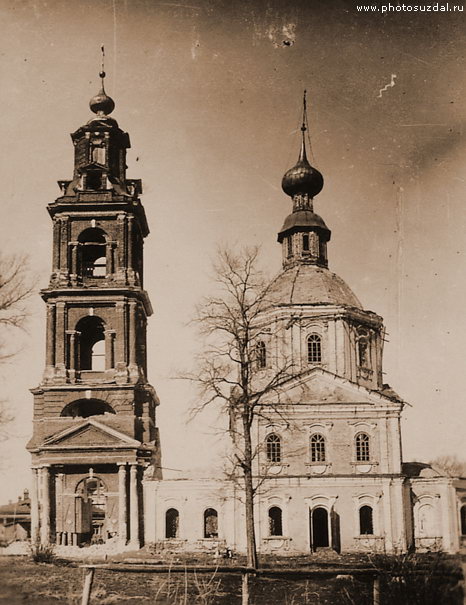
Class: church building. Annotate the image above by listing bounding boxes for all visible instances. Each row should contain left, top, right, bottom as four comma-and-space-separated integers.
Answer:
27, 76, 466, 555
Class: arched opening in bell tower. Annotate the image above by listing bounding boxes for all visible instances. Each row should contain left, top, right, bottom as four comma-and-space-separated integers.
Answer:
61, 398, 115, 418
78, 228, 107, 278
76, 316, 106, 370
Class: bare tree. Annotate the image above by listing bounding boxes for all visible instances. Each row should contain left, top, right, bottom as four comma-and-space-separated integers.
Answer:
188, 247, 293, 569
0, 253, 34, 430
430, 455, 466, 478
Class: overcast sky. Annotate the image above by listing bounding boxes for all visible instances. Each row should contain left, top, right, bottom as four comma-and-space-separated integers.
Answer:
0, 0, 465, 501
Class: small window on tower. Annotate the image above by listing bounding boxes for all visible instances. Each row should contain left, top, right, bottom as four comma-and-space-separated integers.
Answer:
256, 341, 267, 369
91, 140, 106, 165
303, 234, 310, 251
357, 330, 370, 368
307, 334, 322, 364
287, 236, 293, 258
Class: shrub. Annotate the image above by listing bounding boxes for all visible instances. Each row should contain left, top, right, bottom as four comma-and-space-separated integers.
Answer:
30, 540, 56, 564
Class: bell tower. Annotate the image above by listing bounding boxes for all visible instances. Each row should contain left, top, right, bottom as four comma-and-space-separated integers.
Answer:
27, 63, 160, 549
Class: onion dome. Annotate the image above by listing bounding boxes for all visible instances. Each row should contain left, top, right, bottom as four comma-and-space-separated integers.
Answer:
282, 126, 323, 198
89, 70, 115, 116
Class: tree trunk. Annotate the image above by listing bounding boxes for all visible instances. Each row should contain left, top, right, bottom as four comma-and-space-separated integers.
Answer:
242, 411, 258, 569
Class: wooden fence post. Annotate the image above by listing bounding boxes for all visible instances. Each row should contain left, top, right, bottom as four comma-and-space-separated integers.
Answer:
373, 574, 380, 605
81, 567, 95, 605
241, 571, 250, 605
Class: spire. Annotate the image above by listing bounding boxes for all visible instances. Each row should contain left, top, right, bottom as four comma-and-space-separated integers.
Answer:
89, 46, 115, 116
299, 89, 308, 163
281, 90, 323, 200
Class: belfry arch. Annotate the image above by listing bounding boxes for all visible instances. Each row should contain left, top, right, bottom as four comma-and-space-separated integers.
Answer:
61, 399, 115, 418
75, 316, 106, 371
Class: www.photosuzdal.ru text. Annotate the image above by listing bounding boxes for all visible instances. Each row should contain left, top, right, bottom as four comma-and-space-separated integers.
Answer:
357, 3, 464, 12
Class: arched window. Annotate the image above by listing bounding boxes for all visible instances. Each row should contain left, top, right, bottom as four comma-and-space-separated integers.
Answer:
165, 508, 179, 539
460, 505, 466, 535
310, 434, 326, 462
359, 505, 374, 535
78, 228, 107, 277
266, 434, 281, 463
204, 508, 218, 538
76, 316, 106, 371
268, 506, 283, 536
256, 341, 267, 369
307, 334, 322, 364
61, 399, 115, 418
355, 433, 370, 462
418, 503, 435, 536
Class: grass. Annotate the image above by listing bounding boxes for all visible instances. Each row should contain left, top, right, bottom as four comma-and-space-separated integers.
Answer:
0, 552, 462, 604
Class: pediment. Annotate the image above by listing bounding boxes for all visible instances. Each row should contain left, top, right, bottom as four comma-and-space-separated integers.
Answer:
43, 419, 140, 449
270, 368, 401, 406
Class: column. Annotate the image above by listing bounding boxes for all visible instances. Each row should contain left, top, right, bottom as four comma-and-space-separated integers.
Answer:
127, 215, 134, 272
115, 302, 125, 366
66, 331, 77, 371
30, 468, 39, 544
70, 242, 78, 278
60, 217, 69, 275
52, 218, 60, 273
117, 214, 126, 277
129, 464, 139, 548
55, 303, 66, 370
106, 241, 115, 275
40, 466, 50, 544
45, 304, 55, 368
128, 301, 137, 367
381, 478, 394, 552
118, 464, 127, 546
104, 330, 115, 370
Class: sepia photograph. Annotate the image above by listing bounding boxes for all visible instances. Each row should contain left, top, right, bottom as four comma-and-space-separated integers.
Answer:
0, 0, 464, 602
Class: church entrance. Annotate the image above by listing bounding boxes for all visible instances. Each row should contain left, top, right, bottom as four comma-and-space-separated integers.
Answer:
310, 507, 329, 550
76, 476, 108, 545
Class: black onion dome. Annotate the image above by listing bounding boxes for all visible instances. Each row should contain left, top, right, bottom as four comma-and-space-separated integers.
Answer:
282, 132, 323, 198
282, 156, 324, 198
89, 88, 115, 116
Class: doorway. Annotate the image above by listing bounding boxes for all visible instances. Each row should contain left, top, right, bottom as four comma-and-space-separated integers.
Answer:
76, 476, 107, 545
311, 507, 329, 550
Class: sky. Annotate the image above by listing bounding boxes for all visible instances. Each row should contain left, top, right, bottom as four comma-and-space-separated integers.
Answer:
0, 0, 465, 501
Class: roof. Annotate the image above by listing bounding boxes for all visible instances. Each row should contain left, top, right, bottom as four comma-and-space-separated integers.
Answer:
0, 498, 31, 518
267, 263, 362, 309
277, 210, 330, 242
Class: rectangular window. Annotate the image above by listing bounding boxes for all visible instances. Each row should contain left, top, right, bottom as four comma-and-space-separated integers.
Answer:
303, 234, 309, 251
